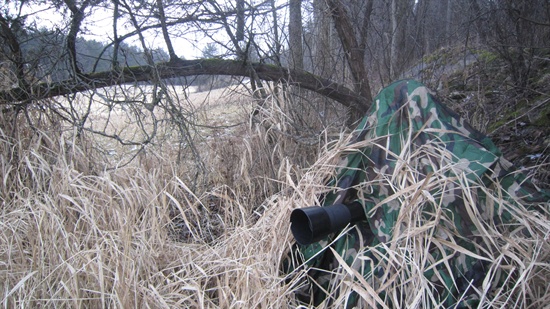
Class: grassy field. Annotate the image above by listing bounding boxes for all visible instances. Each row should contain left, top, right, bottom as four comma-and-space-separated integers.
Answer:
1, 83, 549, 308
0, 84, 315, 308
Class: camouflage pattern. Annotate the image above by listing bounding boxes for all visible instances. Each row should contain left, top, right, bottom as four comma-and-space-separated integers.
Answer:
291, 80, 549, 308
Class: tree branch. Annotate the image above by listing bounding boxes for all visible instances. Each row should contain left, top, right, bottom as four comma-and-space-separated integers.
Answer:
0, 59, 369, 113
156, 0, 177, 61
63, 0, 93, 77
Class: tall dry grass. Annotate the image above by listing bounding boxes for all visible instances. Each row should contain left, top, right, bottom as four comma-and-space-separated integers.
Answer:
1, 87, 548, 308
297, 134, 550, 308
0, 90, 321, 308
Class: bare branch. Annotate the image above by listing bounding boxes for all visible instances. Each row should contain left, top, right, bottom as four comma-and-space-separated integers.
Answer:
0, 59, 370, 113
63, 0, 94, 77
156, 0, 178, 61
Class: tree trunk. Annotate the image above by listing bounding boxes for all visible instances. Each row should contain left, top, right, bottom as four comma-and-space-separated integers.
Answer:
288, 0, 303, 70
312, 0, 331, 76
236, 0, 245, 42
446, 0, 452, 46
390, 0, 408, 79
326, 0, 372, 107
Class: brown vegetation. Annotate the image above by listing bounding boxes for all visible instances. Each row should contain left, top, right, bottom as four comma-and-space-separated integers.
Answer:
1, 0, 549, 306
1, 78, 549, 307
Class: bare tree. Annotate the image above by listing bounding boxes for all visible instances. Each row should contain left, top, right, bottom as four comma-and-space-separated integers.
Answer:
3, 0, 549, 181
326, 0, 373, 107
483, 0, 550, 89
0, 0, 374, 111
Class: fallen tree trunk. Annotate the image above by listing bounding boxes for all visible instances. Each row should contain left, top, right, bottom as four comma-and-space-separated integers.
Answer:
0, 58, 370, 114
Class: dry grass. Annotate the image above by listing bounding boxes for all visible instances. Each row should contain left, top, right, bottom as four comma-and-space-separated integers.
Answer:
284, 128, 550, 308
1, 87, 548, 308
0, 110, 301, 308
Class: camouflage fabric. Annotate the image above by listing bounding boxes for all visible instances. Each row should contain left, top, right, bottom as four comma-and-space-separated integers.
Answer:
291, 80, 549, 308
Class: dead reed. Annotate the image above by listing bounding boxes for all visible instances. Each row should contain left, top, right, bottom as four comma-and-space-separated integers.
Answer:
1, 89, 548, 308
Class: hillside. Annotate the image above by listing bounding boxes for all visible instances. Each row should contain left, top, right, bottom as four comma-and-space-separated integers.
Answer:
404, 46, 550, 189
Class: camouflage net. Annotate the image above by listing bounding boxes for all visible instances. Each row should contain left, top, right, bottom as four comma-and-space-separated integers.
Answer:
290, 80, 549, 308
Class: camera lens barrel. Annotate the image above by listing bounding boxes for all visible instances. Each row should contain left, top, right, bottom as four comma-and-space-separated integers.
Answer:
290, 201, 365, 245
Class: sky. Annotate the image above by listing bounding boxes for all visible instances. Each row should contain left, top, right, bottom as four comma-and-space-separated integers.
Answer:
9, 1, 209, 59
6, 0, 290, 62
